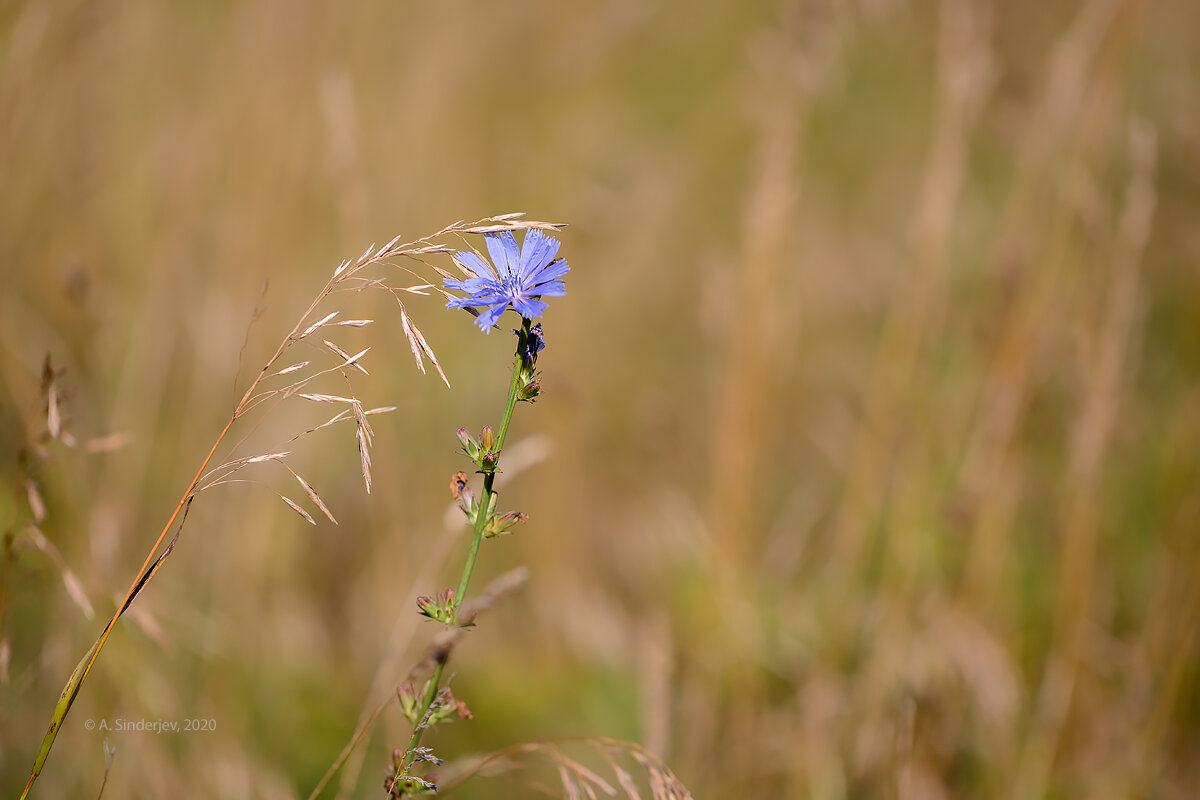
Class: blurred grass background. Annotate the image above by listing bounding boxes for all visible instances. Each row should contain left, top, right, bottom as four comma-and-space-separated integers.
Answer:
2, 0, 1199, 797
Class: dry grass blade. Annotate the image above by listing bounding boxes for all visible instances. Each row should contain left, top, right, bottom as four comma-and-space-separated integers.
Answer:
293, 473, 338, 525
400, 308, 450, 387
365, 406, 397, 416
280, 495, 316, 525
558, 764, 583, 800
281, 406, 394, 447
46, 381, 61, 439
24, 479, 46, 523
288, 409, 353, 441
398, 309, 425, 378
354, 402, 373, 494
442, 738, 692, 800
334, 319, 373, 327
299, 311, 339, 338
347, 277, 388, 292
557, 753, 615, 798
355, 426, 372, 494
272, 361, 309, 377
463, 221, 565, 234
196, 452, 289, 491
21, 497, 192, 800
40, 355, 64, 440
377, 232, 405, 258
25, 525, 95, 620
612, 765, 640, 800
245, 452, 290, 463
299, 393, 358, 404
324, 340, 370, 375
82, 432, 133, 454
627, 750, 690, 800
448, 253, 481, 280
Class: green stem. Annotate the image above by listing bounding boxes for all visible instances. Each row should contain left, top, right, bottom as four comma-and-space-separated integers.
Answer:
400, 317, 530, 777
399, 660, 445, 776
451, 316, 527, 614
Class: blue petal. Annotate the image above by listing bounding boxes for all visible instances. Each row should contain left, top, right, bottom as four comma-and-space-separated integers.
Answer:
454, 250, 495, 279
445, 276, 488, 294
530, 258, 569, 283
529, 278, 567, 298
511, 296, 549, 319
485, 232, 521, 278
476, 301, 509, 331
518, 230, 561, 277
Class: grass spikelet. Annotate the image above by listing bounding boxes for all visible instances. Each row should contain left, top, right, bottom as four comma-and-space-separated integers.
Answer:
443, 738, 694, 800
298, 393, 358, 404
322, 340, 370, 375
299, 311, 339, 338
292, 472, 338, 525
25, 527, 95, 620
400, 308, 449, 387
377, 232, 405, 258
24, 480, 46, 523
280, 495, 316, 525
272, 361, 309, 377
40, 355, 64, 441
354, 401, 374, 494
245, 452, 291, 463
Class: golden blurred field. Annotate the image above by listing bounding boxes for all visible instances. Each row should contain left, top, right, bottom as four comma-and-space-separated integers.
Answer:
3, 0, 1199, 797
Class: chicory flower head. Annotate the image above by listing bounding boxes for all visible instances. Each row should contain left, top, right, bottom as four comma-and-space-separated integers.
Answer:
444, 229, 569, 332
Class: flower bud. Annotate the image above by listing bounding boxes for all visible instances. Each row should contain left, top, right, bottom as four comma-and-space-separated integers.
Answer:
517, 376, 541, 403
415, 595, 438, 619
484, 509, 529, 538
397, 683, 419, 723
456, 427, 479, 459
415, 588, 457, 624
479, 425, 496, 451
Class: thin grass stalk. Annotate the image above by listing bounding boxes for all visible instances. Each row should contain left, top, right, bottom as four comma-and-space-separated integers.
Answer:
21, 215, 557, 799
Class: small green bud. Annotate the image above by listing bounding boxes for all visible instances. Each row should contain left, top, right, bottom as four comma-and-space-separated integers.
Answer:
456, 427, 479, 459
484, 509, 528, 539
415, 588, 457, 624
516, 376, 541, 402
415, 595, 437, 619
397, 684, 419, 724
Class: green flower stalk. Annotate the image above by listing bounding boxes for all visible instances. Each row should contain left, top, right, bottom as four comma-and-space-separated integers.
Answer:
388, 230, 568, 795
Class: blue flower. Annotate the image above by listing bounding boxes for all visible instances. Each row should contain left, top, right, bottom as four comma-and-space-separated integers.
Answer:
444, 229, 569, 332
